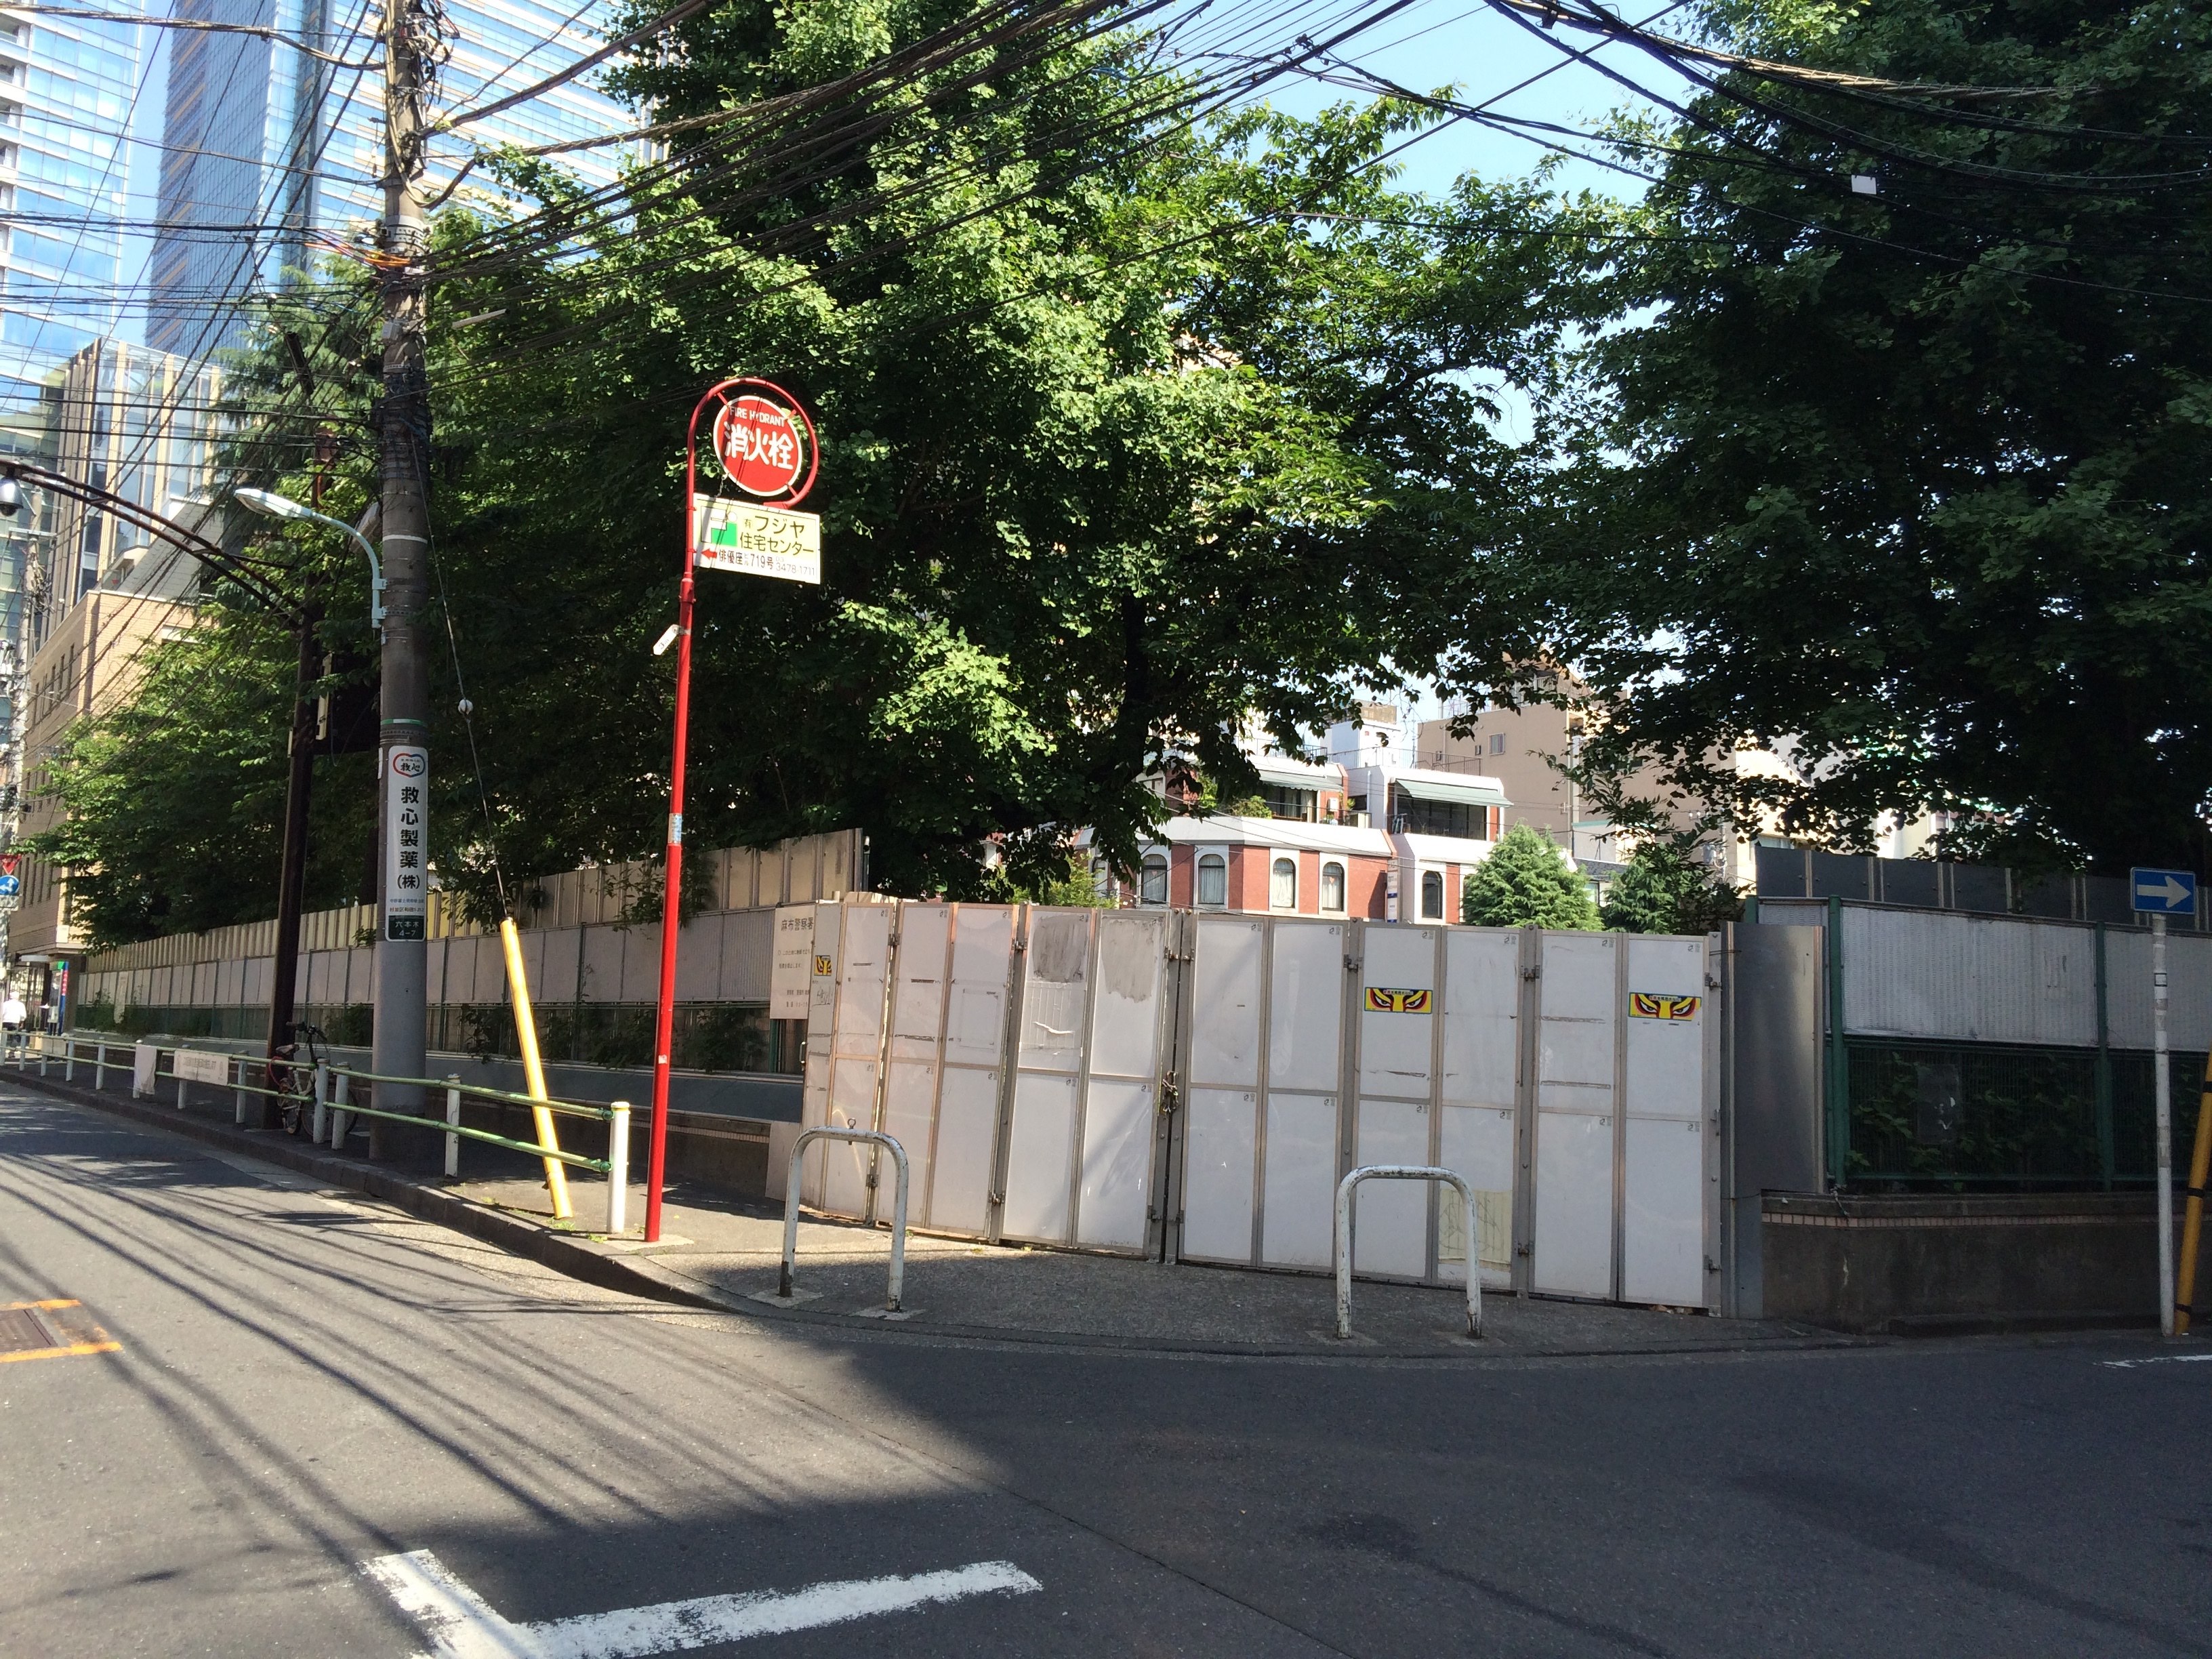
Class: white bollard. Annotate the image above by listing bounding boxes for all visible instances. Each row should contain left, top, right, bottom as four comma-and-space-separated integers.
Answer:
445, 1079, 462, 1178
92, 1042, 106, 1091
606, 1102, 631, 1235
331, 1071, 350, 1148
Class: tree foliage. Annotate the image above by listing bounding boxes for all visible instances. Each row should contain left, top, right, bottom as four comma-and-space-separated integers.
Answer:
1462, 823, 1599, 928
1598, 840, 1742, 935
1439, 0, 2212, 876
405, 2, 1610, 911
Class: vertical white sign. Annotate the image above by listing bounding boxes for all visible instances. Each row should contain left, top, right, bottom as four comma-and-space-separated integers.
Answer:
384, 745, 429, 942
771, 905, 816, 1019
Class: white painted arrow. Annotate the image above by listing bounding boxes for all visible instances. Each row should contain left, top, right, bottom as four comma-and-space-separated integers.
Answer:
2135, 873, 2192, 908
363, 1549, 1041, 1659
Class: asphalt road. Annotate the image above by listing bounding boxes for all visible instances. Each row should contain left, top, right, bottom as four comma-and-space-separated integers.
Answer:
2, 1083, 2209, 1658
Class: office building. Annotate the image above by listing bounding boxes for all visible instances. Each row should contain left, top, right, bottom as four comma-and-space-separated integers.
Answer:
149, 0, 645, 356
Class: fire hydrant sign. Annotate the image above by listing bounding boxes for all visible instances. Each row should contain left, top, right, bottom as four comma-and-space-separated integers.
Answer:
692, 497, 821, 584
384, 745, 429, 942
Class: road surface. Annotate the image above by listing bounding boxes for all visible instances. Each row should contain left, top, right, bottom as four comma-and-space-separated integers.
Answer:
1, 1085, 2208, 1656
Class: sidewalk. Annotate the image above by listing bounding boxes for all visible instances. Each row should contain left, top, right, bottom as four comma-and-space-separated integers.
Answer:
5, 1062, 1853, 1359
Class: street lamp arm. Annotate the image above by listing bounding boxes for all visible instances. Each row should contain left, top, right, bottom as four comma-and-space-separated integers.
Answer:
232, 488, 386, 636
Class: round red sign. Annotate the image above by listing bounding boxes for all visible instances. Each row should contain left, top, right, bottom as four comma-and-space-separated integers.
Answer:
714, 394, 806, 499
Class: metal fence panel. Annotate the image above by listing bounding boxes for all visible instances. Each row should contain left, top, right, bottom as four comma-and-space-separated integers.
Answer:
1532, 931, 1618, 1299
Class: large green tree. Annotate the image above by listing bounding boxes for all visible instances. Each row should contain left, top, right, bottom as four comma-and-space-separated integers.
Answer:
1435, 0, 2212, 876
408, 5, 1605, 907
33, 3, 1611, 940
1463, 823, 1600, 928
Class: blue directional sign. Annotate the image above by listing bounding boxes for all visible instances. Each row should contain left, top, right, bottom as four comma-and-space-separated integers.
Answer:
2131, 867, 2197, 916
0, 873, 20, 900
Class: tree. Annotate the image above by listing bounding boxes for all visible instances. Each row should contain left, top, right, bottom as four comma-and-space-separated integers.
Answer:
28, 610, 377, 945
1437, 0, 2212, 877
1599, 840, 1742, 935
33, 5, 1613, 935
1462, 823, 1599, 928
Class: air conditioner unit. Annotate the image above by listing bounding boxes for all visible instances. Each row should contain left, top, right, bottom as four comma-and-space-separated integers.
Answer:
1349, 811, 1370, 828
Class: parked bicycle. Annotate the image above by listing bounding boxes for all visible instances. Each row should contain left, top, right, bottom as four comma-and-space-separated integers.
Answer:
269, 1023, 327, 1136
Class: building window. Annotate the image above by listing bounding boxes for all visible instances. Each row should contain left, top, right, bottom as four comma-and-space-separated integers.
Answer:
1197, 853, 1227, 907
1261, 784, 1316, 822
1139, 853, 1168, 905
1393, 787, 1491, 839
1271, 857, 1297, 910
1420, 869, 1445, 920
1489, 733, 1505, 754
1320, 861, 1346, 913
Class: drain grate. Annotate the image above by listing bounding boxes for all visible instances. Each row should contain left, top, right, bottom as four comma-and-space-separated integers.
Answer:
0, 1299, 119, 1362
0, 1306, 52, 1353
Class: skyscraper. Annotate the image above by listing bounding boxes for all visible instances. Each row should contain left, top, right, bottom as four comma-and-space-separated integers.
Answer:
148, 0, 644, 358
0, 3, 143, 396
0, 1, 148, 721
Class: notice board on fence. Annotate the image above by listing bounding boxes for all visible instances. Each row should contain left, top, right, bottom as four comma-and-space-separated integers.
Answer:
770, 905, 816, 1020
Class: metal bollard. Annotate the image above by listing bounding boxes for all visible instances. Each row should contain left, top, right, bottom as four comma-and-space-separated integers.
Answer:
92, 1042, 106, 1092
778, 1128, 910, 1311
233, 1055, 247, 1125
312, 1063, 328, 1143
331, 1071, 350, 1148
176, 1052, 188, 1110
63, 1037, 74, 1084
605, 1102, 631, 1235
444, 1079, 462, 1179
1334, 1165, 1483, 1342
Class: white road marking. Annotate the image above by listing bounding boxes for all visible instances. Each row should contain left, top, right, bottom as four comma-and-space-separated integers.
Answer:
2101, 1353, 2212, 1368
364, 1550, 1041, 1658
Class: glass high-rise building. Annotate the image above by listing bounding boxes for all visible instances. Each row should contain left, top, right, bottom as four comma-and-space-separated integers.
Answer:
0, 2, 147, 729
148, 0, 644, 357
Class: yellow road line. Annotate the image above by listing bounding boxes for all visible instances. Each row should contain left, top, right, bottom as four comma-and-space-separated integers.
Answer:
0, 1340, 121, 1364
1, 1298, 81, 1313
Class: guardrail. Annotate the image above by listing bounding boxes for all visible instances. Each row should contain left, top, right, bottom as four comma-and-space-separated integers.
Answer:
1334, 1164, 1483, 1341
777, 1127, 909, 1312
9, 1034, 632, 1235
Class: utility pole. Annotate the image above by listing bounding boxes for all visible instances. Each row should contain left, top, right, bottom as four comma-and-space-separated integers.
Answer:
373, 0, 432, 1114
263, 594, 319, 1125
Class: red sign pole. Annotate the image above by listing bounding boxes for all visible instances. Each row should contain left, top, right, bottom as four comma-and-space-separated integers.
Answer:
647, 377, 818, 1242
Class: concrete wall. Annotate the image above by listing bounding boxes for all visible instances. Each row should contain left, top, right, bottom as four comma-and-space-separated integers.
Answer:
1759, 1192, 2168, 1333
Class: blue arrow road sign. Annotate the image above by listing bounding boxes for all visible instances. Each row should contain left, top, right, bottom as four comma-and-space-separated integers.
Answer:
0, 874, 20, 899
2131, 867, 2197, 916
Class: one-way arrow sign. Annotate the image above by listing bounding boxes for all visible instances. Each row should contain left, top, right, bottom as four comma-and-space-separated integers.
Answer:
2131, 867, 2197, 916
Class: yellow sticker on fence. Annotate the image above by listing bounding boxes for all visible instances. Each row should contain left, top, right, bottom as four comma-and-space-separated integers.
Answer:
814, 955, 834, 976
1630, 993, 1700, 1021
1366, 987, 1431, 1014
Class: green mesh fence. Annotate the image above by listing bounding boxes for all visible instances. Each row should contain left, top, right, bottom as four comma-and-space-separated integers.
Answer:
1847, 1039, 2211, 1188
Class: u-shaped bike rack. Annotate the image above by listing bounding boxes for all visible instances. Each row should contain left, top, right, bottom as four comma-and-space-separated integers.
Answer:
1336, 1164, 1483, 1340
779, 1127, 911, 1311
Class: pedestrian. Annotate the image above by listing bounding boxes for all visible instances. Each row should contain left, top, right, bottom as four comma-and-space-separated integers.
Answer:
1, 991, 24, 1059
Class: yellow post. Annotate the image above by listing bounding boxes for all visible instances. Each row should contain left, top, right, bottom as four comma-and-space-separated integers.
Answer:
2177, 1054, 2212, 1337
501, 917, 573, 1221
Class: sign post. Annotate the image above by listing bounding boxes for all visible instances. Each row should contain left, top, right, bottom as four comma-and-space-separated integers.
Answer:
2132, 866, 2197, 1337
645, 379, 821, 1242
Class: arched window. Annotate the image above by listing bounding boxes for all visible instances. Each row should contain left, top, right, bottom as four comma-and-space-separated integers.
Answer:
1271, 857, 1297, 910
1319, 861, 1347, 913
1420, 868, 1445, 920
1139, 853, 1169, 905
1197, 853, 1227, 907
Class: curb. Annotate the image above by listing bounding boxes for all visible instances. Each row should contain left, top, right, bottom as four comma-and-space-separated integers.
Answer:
7, 1067, 1881, 1362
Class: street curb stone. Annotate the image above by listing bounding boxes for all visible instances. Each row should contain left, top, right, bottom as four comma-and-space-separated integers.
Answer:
6, 1066, 1887, 1360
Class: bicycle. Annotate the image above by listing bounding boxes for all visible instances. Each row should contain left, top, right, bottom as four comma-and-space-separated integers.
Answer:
269, 1023, 327, 1136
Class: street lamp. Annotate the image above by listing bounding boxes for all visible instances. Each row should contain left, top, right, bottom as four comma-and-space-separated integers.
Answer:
234, 487, 386, 636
